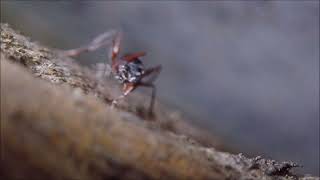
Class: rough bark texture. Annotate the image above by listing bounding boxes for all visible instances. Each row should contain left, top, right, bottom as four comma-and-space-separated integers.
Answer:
0, 24, 318, 180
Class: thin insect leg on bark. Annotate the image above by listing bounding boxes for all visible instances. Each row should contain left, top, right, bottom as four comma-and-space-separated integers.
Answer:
136, 66, 161, 116
142, 65, 162, 84
111, 83, 135, 108
63, 30, 117, 57
138, 83, 156, 116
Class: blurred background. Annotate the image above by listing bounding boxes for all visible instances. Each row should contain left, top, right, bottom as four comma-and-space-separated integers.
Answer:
1, 1, 319, 175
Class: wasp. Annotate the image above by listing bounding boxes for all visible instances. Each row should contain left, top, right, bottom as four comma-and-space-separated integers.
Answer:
63, 30, 162, 116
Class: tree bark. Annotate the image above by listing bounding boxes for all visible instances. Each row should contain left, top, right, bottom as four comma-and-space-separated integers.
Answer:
1, 24, 317, 180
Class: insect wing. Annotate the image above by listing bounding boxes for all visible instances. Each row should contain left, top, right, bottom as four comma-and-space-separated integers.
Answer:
122, 52, 146, 62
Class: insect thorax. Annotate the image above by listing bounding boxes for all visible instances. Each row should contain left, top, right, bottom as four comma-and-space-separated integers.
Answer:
114, 59, 145, 83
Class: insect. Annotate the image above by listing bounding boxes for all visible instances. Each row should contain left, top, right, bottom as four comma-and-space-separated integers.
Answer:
63, 30, 162, 116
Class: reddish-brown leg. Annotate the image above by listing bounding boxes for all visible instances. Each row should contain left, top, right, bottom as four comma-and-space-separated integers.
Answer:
111, 83, 136, 108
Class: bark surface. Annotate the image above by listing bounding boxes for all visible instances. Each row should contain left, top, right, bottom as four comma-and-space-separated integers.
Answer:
1, 24, 318, 180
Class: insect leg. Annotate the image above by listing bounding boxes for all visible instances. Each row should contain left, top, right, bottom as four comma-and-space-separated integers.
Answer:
138, 83, 156, 117
62, 30, 117, 57
111, 83, 135, 108
141, 65, 162, 84
106, 31, 122, 76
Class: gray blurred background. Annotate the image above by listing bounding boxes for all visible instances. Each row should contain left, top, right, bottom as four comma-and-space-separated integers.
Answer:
1, 1, 319, 175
